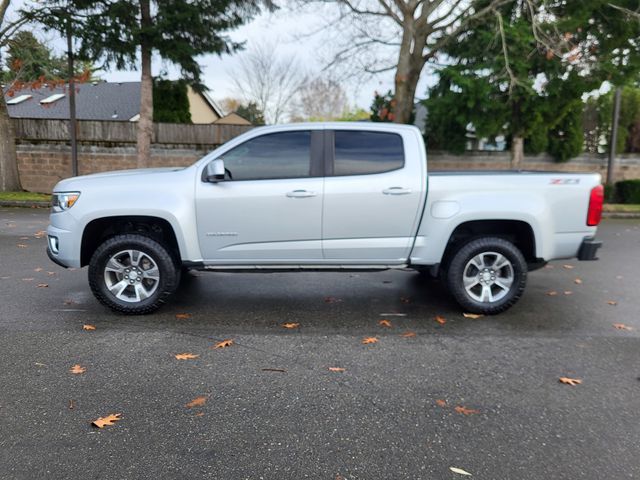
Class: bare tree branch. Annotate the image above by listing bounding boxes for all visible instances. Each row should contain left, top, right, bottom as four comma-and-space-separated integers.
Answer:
230, 43, 309, 124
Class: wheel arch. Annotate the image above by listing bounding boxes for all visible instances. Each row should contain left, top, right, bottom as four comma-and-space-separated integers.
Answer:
441, 219, 538, 271
81, 215, 181, 267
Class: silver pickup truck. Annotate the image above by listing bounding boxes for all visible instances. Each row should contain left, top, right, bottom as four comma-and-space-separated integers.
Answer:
47, 123, 603, 315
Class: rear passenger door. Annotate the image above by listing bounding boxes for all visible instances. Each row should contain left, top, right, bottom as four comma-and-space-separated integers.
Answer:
322, 129, 424, 263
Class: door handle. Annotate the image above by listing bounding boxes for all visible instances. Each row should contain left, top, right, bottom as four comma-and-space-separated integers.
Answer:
286, 190, 317, 198
383, 187, 412, 195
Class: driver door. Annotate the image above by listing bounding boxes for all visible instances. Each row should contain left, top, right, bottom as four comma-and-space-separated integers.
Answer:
195, 129, 324, 263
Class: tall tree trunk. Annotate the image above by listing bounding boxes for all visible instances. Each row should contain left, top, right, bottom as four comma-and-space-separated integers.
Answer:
0, 95, 21, 191
136, 0, 153, 168
394, 68, 421, 125
511, 136, 524, 169
393, 19, 426, 125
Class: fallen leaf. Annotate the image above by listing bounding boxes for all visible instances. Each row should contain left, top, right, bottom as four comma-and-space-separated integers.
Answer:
546, 291, 558, 296
324, 296, 342, 304
70, 364, 86, 374
435, 315, 446, 325
175, 353, 199, 360
563, 264, 575, 270
607, 300, 617, 306
463, 313, 484, 319
564, 291, 573, 295
175, 313, 192, 320
69, 399, 75, 410
613, 323, 633, 331
37, 283, 48, 288
19, 236, 29, 240
64, 299, 77, 305
281, 322, 300, 329
17, 244, 27, 248
435, 399, 447, 407
92, 413, 122, 428
195, 412, 205, 417
34, 267, 43, 272
34, 230, 46, 238
362, 337, 378, 345
455, 405, 480, 415
262, 368, 287, 373
401, 331, 416, 338
328, 367, 346, 372
574, 278, 583, 285
450, 466, 472, 476
379, 319, 392, 328
559, 377, 582, 386
400, 296, 411, 303
47, 271, 56, 276
82, 324, 96, 331
185, 396, 207, 408
213, 339, 234, 349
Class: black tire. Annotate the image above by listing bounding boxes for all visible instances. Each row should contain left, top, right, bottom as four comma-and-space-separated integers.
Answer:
88, 234, 179, 314
446, 237, 527, 315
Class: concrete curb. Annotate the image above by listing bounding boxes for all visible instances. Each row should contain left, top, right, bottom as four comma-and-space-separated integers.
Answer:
602, 212, 640, 219
0, 200, 50, 208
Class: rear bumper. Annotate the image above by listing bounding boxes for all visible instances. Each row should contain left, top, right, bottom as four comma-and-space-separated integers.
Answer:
578, 238, 602, 261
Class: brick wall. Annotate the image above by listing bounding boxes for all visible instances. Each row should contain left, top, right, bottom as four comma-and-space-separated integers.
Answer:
428, 151, 640, 182
16, 143, 640, 194
17, 144, 206, 193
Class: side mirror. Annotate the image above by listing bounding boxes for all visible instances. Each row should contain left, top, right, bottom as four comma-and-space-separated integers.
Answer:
206, 159, 226, 182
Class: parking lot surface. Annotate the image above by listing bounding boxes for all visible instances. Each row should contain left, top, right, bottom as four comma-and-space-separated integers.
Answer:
0, 208, 639, 479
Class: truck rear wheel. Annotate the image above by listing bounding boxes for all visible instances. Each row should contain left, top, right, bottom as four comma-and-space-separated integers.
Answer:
446, 237, 527, 315
88, 234, 179, 314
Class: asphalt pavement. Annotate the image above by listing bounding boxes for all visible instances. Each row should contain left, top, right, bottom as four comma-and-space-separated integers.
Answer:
0, 208, 639, 480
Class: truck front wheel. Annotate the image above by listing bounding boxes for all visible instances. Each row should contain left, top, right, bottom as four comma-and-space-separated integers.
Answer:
88, 234, 179, 314
446, 237, 527, 315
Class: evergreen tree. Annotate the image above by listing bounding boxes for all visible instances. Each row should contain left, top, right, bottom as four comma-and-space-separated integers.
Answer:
424, 0, 640, 164
153, 79, 191, 124
28, 0, 272, 166
236, 102, 265, 125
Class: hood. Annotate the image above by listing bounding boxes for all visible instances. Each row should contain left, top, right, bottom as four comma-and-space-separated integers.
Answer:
53, 167, 186, 192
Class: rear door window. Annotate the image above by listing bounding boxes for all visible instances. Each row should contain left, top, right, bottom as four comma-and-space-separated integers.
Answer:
332, 130, 404, 176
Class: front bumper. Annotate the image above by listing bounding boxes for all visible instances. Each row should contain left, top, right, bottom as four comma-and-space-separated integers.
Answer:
46, 216, 82, 268
577, 238, 602, 261
47, 245, 69, 268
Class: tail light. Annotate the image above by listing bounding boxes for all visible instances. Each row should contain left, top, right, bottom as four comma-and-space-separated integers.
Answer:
587, 185, 604, 226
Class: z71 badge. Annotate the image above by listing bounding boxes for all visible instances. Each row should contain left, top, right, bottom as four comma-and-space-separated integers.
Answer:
550, 178, 580, 185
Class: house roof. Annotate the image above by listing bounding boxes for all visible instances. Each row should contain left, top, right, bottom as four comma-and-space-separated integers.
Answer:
199, 90, 224, 118
3, 81, 142, 121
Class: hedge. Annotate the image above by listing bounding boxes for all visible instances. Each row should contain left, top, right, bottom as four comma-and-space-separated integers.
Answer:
613, 179, 640, 204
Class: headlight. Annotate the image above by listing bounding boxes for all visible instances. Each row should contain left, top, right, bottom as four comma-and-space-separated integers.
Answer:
52, 192, 80, 212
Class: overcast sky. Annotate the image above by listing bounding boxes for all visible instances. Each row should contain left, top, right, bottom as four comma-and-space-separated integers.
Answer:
5, 1, 433, 113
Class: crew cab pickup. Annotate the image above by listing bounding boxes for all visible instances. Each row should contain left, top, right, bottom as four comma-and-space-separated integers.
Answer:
47, 123, 604, 315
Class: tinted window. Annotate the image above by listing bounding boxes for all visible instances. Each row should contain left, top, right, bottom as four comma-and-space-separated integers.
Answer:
333, 131, 404, 176
222, 131, 311, 180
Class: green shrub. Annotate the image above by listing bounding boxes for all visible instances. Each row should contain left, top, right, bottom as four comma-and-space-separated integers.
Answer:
614, 179, 640, 204
604, 184, 614, 203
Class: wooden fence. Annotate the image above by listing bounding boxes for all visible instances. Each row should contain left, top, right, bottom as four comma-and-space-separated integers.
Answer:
13, 118, 253, 147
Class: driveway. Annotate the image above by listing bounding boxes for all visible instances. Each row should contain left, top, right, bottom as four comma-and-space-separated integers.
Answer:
0, 208, 638, 479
